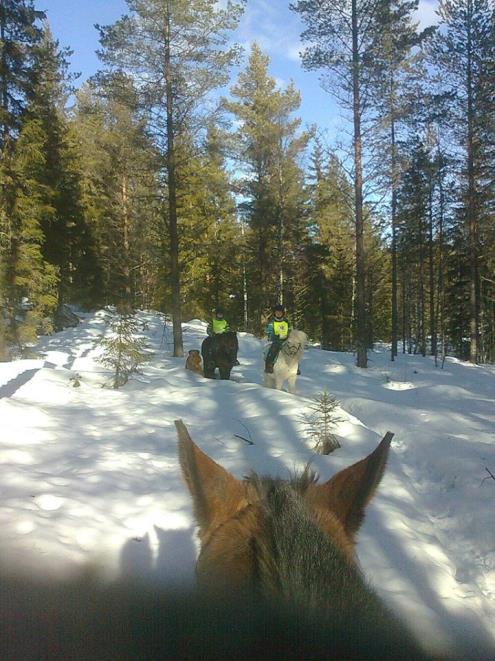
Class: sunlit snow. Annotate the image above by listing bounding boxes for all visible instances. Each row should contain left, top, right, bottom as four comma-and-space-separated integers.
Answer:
0, 309, 494, 658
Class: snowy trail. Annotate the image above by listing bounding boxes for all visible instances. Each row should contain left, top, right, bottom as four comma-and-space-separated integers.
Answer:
0, 311, 494, 658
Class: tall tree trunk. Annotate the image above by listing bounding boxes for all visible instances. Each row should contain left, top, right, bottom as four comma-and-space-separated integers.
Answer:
401, 267, 406, 354
418, 213, 426, 357
388, 44, 399, 361
277, 161, 284, 306
428, 183, 436, 357
320, 269, 330, 349
466, 2, 479, 363
164, 2, 183, 357
241, 219, 248, 331
0, 0, 9, 148
391, 114, 398, 361
435, 150, 446, 366
352, 0, 367, 368
122, 173, 132, 311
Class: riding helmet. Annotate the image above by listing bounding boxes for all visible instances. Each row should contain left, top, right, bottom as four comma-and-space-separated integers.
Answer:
273, 304, 285, 314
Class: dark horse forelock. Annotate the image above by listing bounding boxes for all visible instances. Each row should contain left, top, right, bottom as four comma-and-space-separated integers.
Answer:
250, 479, 358, 605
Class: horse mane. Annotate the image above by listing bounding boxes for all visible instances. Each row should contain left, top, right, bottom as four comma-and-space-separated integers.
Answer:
287, 329, 307, 344
245, 465, 319, 495
239, 472, 369, 605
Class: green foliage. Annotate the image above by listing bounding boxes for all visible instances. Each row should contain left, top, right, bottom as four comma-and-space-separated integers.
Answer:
301, 390, 343, 454
177, 125, 242, 321
428, 0, 494, 363
97, 312, 149, 388
302, 144, 356, 349
6, 117, 59, 349
0, 0, 45, 143
72, 80, 161, 310
27, 27, 99, 307
225, 44, 309, 332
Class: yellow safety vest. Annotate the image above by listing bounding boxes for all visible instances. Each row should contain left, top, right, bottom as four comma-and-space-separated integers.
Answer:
273, 320, 289, 340
212, 318, 228, 334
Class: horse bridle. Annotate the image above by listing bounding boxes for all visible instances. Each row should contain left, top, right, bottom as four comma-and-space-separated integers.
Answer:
282, 341, 302, 356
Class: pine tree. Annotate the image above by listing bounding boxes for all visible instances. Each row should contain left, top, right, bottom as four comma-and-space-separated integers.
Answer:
178, 124, 242, 322
72, 76, 160, 311
27, 25, 99, 311
429, 0, 494, 363
225, 44, 308, 333
0, 0, 44, 357
4, 115, 58, 352
301, 390, 343, 454
0, 0, 44, 145
96, 0, 244, 357
305, 143, 355, 350
370, 0, 435, 360
396, 138, 437, 355
97, 311, 148, 388
291, 0, 387, 368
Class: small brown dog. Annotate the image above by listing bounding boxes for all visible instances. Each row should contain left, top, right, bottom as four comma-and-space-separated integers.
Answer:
185, 349, 203, 375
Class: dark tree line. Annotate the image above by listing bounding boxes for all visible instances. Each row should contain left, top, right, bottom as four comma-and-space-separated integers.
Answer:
0, 0, 493, 365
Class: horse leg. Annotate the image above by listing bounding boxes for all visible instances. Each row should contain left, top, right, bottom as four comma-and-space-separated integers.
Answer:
203, 361, 216, 379
287, 374, 297, 394
219, 365, 231, 380
264, 373, 275, 389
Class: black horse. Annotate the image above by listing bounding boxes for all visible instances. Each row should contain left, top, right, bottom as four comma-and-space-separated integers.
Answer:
201, 331, 239, 380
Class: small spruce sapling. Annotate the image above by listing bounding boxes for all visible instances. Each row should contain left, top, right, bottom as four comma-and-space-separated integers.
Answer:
97, 313, 149, 388
302, 390, 343, 454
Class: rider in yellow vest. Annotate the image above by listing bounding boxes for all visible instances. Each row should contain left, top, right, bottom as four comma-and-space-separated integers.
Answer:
265, 304, 291, 373
207, 307, 240, 365
207, 307, 230, 336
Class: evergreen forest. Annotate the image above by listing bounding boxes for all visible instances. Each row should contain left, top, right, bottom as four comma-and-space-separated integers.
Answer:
0, 0, 494, 366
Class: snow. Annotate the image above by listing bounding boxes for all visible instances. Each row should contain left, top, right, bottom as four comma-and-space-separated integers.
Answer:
1, 309, 494, 658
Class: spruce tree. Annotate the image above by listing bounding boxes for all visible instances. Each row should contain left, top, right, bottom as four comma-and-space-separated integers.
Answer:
178, 124, 242, 322
429, 0, 494, 363
305, 144, 355, 350
97, 311, 148, 388
370, 0, 435, 360
6, 115, 58, 351
0, 0, 44, 357
0, 0, 44, 145
225, 44, 308, 333
72, 76, 159, 311
27, 25, 99, 311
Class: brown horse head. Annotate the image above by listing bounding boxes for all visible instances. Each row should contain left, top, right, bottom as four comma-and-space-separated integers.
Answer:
176, 420, 392, 593
175, 422, 428, 657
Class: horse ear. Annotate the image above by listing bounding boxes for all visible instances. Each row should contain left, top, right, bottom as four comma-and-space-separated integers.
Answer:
318, 432, 393, 542
175, 420, 244, 535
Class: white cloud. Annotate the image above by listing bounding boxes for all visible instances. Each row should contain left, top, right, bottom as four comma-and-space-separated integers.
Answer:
415, 0, 440, 30
235, 0, 303, 63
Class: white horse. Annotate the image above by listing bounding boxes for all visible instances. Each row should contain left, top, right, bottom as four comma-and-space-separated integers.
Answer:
264, 329, 307, 394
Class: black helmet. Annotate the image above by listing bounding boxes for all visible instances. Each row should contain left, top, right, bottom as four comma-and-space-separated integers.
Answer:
215, 307, 224, 316
273, 304, 285, 314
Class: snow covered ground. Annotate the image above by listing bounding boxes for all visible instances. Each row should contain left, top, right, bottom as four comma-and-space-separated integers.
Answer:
1, 309, 494, 658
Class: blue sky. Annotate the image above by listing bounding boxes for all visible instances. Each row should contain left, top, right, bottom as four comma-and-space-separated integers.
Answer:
41, 0, 439, 141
